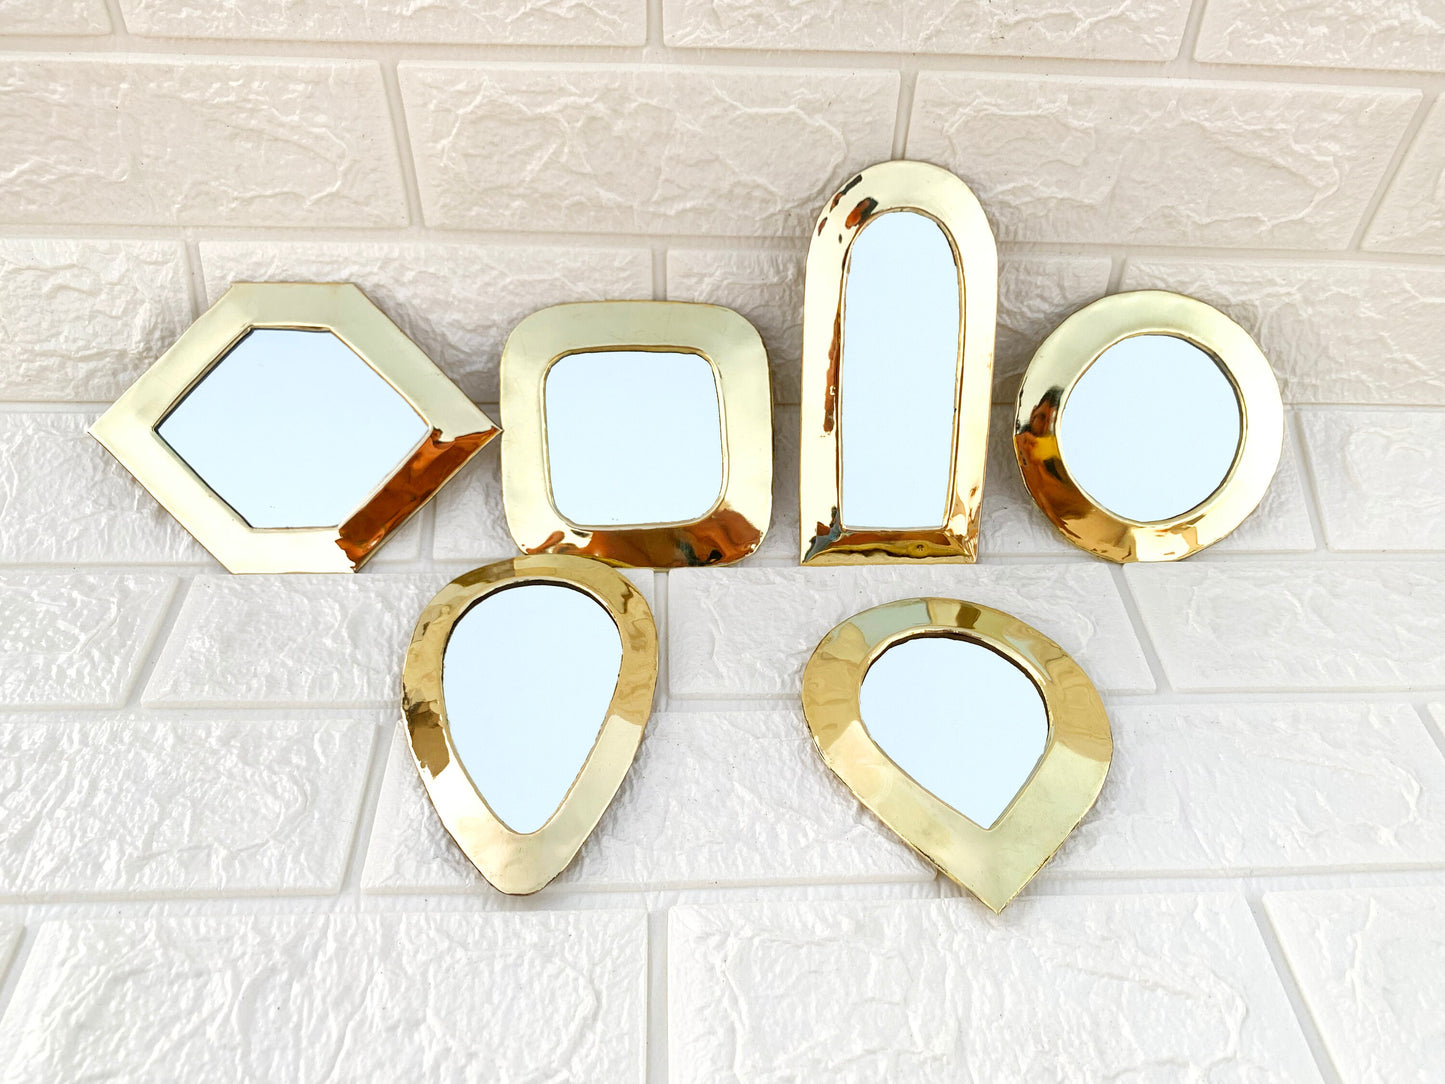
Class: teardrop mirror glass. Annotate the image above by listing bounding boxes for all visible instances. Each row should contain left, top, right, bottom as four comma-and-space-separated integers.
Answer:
157, 328, 430, 529
859, 634, 1048, 828
1056, 333, 1242, 523
442, 583, 623, 834
544, 349, 724, 527
839, 210, 960, 529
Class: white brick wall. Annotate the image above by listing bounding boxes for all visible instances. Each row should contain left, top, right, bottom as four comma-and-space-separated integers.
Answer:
0, 4, 1442, 1080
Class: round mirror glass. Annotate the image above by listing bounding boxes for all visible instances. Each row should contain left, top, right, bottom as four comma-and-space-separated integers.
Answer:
839, 210, 961, 530
544, 350, 724, 527
157, 328, 430, 529
1056, 333, 1242, 523
858, 634, 1048, 828
442, 583, 623, 835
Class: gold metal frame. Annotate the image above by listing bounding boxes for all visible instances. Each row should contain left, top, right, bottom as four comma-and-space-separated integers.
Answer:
89, 282, 498, 573
799, 159, 998, 564
801, 597, 1111, 913
501, 300, 772, 568
1014, 290, 1284, 563
401, 555, 658, 895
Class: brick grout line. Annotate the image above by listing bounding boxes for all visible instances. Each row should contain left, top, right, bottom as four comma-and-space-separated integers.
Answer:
1246, 895, 1347, 1084
1167, 0, 1212, 72
890, 66, 917, 160
181, 238, 208, 319
1106, 564, 1172, 693
379, 61, 428, 231
645, 907, 669, 1084
0, 924, 38, 1048
336, 715, 394, 902
1288, 410, 1333, 551
119, 576, 191, 711
1349, 88, 1441, 251
1413, 701, 1445, 764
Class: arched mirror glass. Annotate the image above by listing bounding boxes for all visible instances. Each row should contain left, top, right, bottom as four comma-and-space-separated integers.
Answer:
839, 210, 960, 529
544, 349, 724, 527
157, 328, 431, 529
859, 634, 1048, 828
441, 582, 624, 835
1056, 334, 1241, 523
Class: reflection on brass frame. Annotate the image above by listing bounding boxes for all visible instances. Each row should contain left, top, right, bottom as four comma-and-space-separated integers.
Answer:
1014, 290, 1283, 563
501, 301, 772, 568
799, 159, 997, 565
402, 555, 658, 895
90, 282, 498, 574
801, 597, 1111, 913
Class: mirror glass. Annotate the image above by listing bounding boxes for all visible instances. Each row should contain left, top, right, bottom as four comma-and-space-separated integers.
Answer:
1057, 333, 1242, 523
859, 634, 1048, 828
544, 350, 724, 527
157, 328, 430, 529
442, 582, 623, 835
839, 210, 961, 529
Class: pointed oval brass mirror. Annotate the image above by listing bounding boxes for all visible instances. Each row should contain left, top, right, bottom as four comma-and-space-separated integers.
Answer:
799, 159, 997, 564
402, 555, 657, 894
801, 597, 1111, 912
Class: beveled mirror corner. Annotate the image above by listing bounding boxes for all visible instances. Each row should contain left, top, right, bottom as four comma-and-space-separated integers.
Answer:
500, 300, 773, 569
89, 281, 498, 573
1014, 290, 1283, 562
799, 159, 998, 565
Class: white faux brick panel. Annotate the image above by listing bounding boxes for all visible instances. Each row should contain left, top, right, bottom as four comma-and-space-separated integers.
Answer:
199, 241, 652, 402
981, 405, 1315, 556
907, 74, 1419, 248
1300, 409, 1445, 550
144, 574, 440, 707
0, 715, 372, 900
1265, 887, 1445, 1083
363, 709, 926, 893
1052, 701, 1445, 875
0, 412, 206, 564
0, 911, 646, 1082
0, 573, 174, 707
0, 925, 17, 986
0, 58, 406, 227
666, 249, 1110, 405
0, 0, 108, 35
1126, 561, 1445, 690
400, 65, 899, 237
1366, 98, 1445, 254
664, 0, 1191, 60
749, 404, 798, 563
0, 239, 191, 402
1197, 0, 1445, 72
118, 0, 645, 44
669, 565, 1154, 698
1120, 259, 1445, 405
669, 895, 1319, 1082
430, 449, 517, 562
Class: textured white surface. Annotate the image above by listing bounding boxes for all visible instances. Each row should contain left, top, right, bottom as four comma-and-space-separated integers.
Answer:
1126, 561, 1445, 689
0, 715, 373, 898
908, 74, 1418, 248
1301, 408, 1445, 549
400, 65, 899, 236
1266, 888, 1445, 1084
669, 895, 1320, 1082
0, 911, 646, 1082
0, 239, 192, 401
0, 0, 109, 33
1197, 0, 1445, 71
1366, 98, 1445, 254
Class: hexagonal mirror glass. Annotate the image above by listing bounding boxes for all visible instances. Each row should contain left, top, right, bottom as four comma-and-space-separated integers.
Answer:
157, 328, 431, 529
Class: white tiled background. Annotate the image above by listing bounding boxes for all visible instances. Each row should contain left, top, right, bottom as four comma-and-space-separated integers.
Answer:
0, 1, 1442, 1080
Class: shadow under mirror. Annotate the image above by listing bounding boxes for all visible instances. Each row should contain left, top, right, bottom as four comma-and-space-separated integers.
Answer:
158, 328, 430, 529
544, 349, 724, 528
859, 634, 1048, 829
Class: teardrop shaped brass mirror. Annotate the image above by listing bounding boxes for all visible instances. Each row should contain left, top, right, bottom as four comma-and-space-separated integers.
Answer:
402, 555, 657, 894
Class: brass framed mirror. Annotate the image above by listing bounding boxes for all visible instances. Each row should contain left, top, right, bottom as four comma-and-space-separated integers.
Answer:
89, 282, 498, 573
1014, 290, 1283, 562
501, 300, 773, 568
801, 597, 1111, 913
799, 159, 997, 565
402, 555, 658, 895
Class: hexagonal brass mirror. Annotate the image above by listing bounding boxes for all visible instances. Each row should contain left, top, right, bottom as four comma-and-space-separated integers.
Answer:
90, 282, 498, 573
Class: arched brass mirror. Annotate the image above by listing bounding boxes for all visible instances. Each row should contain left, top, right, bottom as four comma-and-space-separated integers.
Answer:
799, 159, 998, 565
1014, 290, 1283, 562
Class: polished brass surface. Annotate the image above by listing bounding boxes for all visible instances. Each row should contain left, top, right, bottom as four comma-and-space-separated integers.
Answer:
402, 555, 658, 895
89, 282, 498, 573
801, 597, 1111, 913
1014, 290, 1283, 562
500, 300, 772, 568
799, 159, 997, 565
